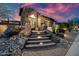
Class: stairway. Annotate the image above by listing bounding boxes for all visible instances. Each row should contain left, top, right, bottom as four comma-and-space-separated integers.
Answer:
24, 30, 58, 48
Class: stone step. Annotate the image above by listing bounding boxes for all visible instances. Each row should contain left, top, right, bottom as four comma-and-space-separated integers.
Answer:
27, 40, 52, 43
28, 36, 50, 40
31, 31, 47, 34
25, 42, 56, 47
32, 31, 45, 33
31, 32, 47, 35
30, 34, 51, 37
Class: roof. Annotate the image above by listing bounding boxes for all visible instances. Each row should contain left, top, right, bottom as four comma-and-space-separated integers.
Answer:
19, 7, 59, 24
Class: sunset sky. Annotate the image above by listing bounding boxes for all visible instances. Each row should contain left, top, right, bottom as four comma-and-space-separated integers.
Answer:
1, 3, 79, 22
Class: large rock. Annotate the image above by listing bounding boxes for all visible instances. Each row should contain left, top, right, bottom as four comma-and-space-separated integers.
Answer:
19, 23, 31, 36
0, 25, 7, 35
8, 23, 31, 55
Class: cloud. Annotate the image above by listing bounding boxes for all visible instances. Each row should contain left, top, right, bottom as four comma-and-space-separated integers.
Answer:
39, 4, 71, 14
19, 3, 79, 22
56, 4, 71, 13
39, 8, 56, 15
66, 14, 76, 20
21, 3, 34, 7
37, 4, 76, 22
53, 15, 66, 21
14, 14, 20, 21
20, 3, 73, 16
13, 10, 21, 21
53, 15, 62, 19
36, 4, 56, 16
37, 4, 72, 17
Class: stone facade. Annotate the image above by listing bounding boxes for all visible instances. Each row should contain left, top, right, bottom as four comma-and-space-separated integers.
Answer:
19, 7, 55, 31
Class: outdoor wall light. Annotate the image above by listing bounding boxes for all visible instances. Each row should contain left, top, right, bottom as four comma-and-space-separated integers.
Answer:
29, 14, 36, 18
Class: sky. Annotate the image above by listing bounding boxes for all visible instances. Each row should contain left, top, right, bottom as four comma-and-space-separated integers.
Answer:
1, 3, 79, 22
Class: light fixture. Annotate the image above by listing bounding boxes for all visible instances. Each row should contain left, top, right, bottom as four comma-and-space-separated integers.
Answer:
40, 42, 43, 45
37, 36, 42, 38
37, 32, 40, 34
64, 33, 69, 38
29, 14, 36, 18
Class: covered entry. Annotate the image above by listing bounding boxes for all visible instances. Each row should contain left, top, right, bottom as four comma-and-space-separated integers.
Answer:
19, 7, 53, 32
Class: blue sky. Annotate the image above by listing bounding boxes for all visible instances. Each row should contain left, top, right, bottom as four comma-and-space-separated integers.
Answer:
1, 3, 79, 22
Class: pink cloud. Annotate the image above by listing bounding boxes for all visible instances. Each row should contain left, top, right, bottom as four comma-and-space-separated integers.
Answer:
36, 4, 76, 22
19, 3, 78, 22
57, 4, 65, 10
14, 14, 20, 21
39, 4, 70, 14
13, 10, 21, 21
41, 8, 56, 14
37, 5, 56, 16
53, 15, 62, 19
20, 3, 72, 17
56, 4, 71, 12
21, 3, 34, 7
37, 4, 71, 16
37, 8, 53, 18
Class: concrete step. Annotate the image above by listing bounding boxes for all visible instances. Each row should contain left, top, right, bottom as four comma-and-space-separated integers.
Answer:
25, 42, 56, 47
31, 31, 48, 35
28, 36, 50, 40
27, 40, 52, 43
31, 32, 47, 35
30, 34, 51, 37
32, 31, 45, 33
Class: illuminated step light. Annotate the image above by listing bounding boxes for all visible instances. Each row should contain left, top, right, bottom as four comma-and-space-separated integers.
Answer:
37, 36, 42, 38
40, 42, 43, 45
37, 32, 40, 34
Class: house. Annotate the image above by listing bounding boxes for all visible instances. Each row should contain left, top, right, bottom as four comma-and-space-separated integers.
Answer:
19, 7, 58, 31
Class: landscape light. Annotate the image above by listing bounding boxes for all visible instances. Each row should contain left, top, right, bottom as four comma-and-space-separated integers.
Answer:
37, 36, 42, 38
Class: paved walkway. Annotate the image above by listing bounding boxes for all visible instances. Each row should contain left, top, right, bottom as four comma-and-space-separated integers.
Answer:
22, 44, 67, 56
66, 33, 79, 56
